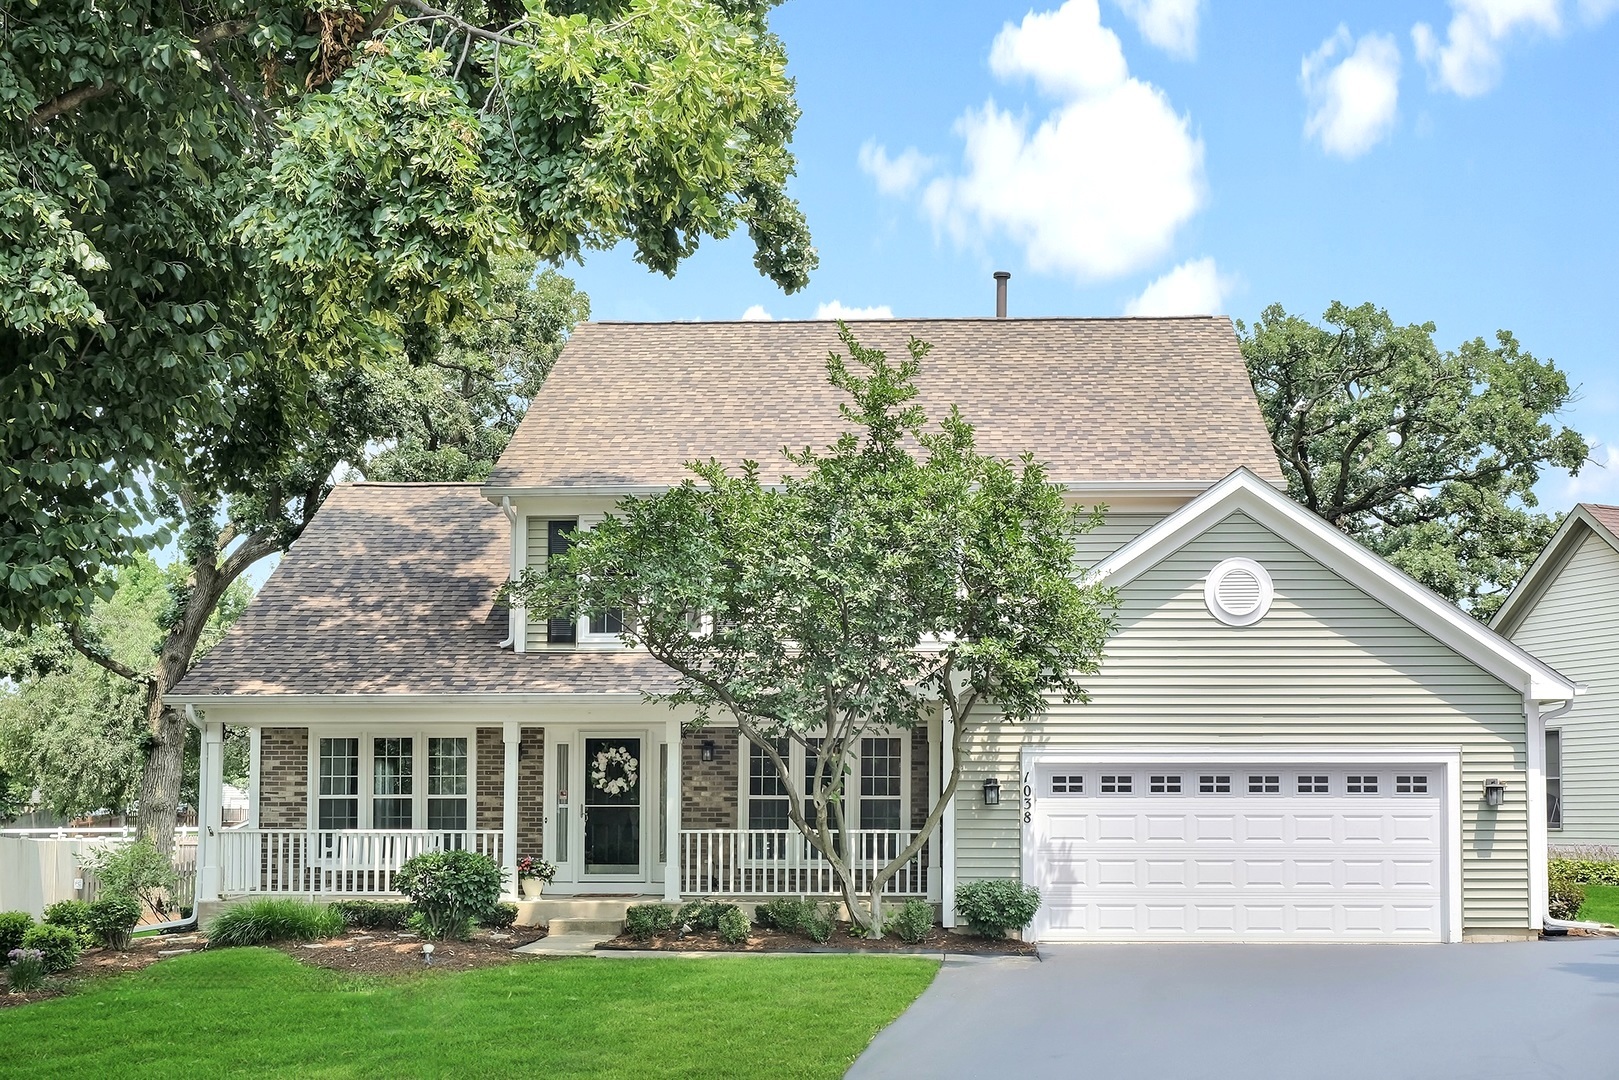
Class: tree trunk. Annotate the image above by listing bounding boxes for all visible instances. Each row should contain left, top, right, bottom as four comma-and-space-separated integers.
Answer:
135, 680, 188, 862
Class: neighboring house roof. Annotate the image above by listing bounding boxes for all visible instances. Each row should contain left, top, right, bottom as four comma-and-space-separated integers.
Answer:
483, 317, 1286, 494
1095, 468, 1581, 702
1492, 503, 1619, 636
167, 484, 676, 701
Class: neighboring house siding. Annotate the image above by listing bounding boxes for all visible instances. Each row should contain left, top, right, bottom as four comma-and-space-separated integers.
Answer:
259, 727, 308, 828
1508, 529, 1619, 846
955, 511, 1531, 930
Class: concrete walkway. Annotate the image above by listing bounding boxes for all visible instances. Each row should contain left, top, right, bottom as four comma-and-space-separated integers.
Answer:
850, 938, 1619, 1080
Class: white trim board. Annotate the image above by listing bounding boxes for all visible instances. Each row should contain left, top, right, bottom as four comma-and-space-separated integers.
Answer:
1093, 467, 1579, 702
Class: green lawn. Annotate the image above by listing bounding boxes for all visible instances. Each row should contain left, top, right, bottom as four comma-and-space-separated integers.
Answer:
1578, 884, 1619, 925
0, 949, 938, 1079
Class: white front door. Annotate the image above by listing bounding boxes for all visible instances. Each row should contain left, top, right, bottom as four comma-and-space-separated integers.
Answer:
546, 729, 667, 893
1028, 762, 1447, 942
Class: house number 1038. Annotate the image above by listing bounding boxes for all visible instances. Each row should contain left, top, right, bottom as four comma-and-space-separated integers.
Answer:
1023, 772, 1033, 824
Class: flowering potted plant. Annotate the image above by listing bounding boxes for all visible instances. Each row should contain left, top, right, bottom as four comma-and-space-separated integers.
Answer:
516, 856, 557, 899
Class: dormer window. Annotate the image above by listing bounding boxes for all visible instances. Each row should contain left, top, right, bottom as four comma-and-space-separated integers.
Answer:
546, 520, 578, 644
525, 515, 625, 648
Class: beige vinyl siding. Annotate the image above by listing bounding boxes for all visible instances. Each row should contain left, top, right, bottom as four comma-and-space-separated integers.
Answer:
1072, 512, 1163, 569
1508, 528, 1619, 846
957, 511, 1531, 930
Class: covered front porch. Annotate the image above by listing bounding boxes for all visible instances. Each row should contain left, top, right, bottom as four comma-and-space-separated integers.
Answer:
192, 707, 938, 909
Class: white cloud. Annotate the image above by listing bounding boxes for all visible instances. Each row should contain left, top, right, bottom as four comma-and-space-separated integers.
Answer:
1301, 27, 1402, 159
923, 0, 1205, 284
740, 304, 773, 321
1123, 256, 1234, 316
1412, 0, 1561, 96
1111, 0, 1202, 59
858, 140, 935, 197
815, 301, 894, 320
1558, 441, 1619, 506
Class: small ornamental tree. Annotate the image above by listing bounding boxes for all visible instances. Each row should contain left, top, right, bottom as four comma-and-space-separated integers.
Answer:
510, 326, 1116, 935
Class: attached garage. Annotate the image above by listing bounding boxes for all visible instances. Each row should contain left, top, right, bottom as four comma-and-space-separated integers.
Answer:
1025, 754, 1458, 942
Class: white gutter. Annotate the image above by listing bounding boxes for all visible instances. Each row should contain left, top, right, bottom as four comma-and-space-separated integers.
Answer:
498, 496, 518, 649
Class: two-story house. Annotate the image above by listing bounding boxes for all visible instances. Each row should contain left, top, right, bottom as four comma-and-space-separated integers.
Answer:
171, 315, 1576, 942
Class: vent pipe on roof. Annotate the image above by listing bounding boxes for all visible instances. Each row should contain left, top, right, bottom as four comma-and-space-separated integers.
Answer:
993, 271, 1010, 318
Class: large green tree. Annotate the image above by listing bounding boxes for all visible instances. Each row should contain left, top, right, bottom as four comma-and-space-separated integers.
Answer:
1241, 301, 1590, 619
0, 555, 252, 820
511, 327, 1117, 935
3, 0, 815, 633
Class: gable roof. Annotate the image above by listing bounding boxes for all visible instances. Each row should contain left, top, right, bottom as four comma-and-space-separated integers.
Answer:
1095, 468, 1580, 701
167, 483, 675, 701
1491, 503, 1619, 636
483, 317, 1286, 494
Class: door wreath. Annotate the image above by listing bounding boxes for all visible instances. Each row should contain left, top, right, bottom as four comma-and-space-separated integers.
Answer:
590, 745, 640, 795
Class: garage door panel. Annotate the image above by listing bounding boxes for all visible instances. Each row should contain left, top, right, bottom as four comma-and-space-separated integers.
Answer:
1029, 762, 1446, 943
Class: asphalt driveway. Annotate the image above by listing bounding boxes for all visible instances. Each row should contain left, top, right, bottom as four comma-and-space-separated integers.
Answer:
850, 938, 1619, 1080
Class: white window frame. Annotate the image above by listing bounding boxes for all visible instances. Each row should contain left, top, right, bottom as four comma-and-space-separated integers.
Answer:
734, 730, 912, 861
525, 515, 629, 649
1546, 729, 1562, 831
305, 728, 479, 832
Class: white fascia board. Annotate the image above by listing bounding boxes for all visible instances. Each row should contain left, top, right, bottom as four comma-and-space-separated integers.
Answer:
163, 691, 649, 708
1093, 467, 1580, 702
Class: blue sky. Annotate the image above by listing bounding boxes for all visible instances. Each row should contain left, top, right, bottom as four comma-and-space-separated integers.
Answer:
560, 0, 1619, 509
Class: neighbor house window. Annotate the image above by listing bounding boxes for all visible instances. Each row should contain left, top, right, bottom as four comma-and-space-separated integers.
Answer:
426, 737, 469, 832
373, 737, 414, 829
1547, 730, 1562, 830
318, 738, 359, 830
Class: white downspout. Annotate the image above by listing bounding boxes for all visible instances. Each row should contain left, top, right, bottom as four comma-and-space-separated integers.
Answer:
1536, 690, 1585, 933
498, 496, 518, 649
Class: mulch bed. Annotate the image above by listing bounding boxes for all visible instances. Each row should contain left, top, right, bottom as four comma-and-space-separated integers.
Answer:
599, 923, 1036, 955
1, 933, 198, 1009
279, 925, 550, 975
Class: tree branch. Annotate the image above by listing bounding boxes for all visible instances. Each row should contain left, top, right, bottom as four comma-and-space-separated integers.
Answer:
67, 625, 153, 687
397, 0, 527, 46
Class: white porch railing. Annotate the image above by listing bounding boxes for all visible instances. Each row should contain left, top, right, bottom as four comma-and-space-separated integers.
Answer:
219, 829, 503, 897
679, 829, 928, 897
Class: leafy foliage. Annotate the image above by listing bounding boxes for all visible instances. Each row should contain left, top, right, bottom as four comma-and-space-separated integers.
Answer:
885, 900, 934, 945
86, 893, 142, 951
21, 923, 82, 973
5, 948, 47, 991
953, 880, 1041, 938
674, 900, 738, 934
1549, 858, 1619, 887
331, 899, 415, 931
717, 905, 751, 945
393, 850, 504, 940
87, 839, 178, 921
624, 904, 677, 941
1548, 868, 1586, 921
42, 900, 95, 947
0, 912, 34, 956
511, 326, 1116, 934
3, 0, 814, 631
208, 899, 345, 948
1241, 302, 1589, 618
478, 902, 519, 930
754, 897, 832, 939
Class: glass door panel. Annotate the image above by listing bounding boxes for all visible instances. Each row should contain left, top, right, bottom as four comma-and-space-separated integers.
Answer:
584, 737, 641, 876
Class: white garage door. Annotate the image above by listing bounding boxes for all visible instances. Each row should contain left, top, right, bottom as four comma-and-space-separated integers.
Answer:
1029, 763, 1447, 942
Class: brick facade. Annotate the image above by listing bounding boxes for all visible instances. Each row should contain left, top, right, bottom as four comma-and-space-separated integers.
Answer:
682, 727, 740, 829
475, 727, 503, 832
517, 727, 545, 858
259, 727, 308, 828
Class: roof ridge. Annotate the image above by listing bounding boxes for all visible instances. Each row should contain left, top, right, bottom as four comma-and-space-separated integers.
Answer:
339, 481, 487, 488
582, 315, 1227, 326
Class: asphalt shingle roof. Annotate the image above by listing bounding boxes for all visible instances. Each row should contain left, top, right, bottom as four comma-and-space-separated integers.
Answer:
1583, 503, 1619, 537
485, 317, 1285, 490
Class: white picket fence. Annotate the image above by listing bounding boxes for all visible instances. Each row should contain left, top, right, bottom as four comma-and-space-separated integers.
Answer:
678, 829, 928, 897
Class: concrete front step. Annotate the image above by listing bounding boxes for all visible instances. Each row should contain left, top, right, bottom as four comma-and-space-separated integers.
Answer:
514, 895, 663, 929
547, 917, 625, 937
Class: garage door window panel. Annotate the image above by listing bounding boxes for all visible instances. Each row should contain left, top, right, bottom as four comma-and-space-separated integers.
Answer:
1149, 775, 1182, 794
1199, 774, 1232, 794
1347, 775, 1380, 794
1249, 774, 1280, 794
1297, 775, 1329, 794
1101, 775, 1134, 794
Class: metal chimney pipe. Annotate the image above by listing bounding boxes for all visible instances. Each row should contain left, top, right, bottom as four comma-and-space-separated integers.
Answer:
993, 271, 1010, 318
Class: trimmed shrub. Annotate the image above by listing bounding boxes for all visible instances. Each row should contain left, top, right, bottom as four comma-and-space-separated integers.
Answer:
675, 900, 730, 933
207, 899, 345, 948
802, 905, 834, 944
885, 899, 935, 944
332, 899, 415, 931
87, 894, 142, 950
955, 879, 1041, 938
21, 924, 81, 973
394, 850, 504, 940
624, 904, 676, 941
1549, 870, 1587, 921
755, 897, 812, 933
5, 948, 46, 992
1549, 858, 1619, 887
43, 900, 95, 946
478, 902, 519, 930
0, 912, 34, 955
717, 905, 750, 945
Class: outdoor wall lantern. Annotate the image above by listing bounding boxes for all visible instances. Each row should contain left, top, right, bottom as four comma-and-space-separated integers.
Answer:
1484, 778, 1505, 808
701, 740, 716, 763
982, 777, 1002, 806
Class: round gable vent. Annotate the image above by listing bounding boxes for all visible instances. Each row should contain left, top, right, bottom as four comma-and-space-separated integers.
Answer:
1204, 558, 1273, 627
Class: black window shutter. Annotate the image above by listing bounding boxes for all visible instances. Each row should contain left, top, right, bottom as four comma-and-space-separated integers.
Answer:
547, 520, 577, 643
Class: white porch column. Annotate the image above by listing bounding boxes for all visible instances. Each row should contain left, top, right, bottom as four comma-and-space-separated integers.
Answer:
926, 708, 941, 903
663, 715, 682, 904
197, 720, 225, 903
502, 721, 521, 899
940, 707, 957, 927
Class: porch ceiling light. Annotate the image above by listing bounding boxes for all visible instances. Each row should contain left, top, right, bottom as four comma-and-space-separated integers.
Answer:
982, 777, 1001, 806
1483, 778, 1505, 808
701, 740, 715, 763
